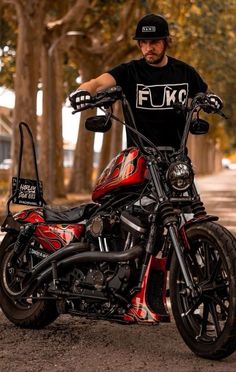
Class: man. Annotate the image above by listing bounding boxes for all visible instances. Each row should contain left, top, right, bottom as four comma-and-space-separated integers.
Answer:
69, 14, 222, 148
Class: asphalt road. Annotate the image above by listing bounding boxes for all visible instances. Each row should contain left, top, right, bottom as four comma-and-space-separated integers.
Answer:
196, 169, 236, 234
1, 169, 236, 372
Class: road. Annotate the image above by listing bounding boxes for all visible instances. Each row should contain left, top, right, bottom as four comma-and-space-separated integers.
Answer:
1, 169, 236, 372
196, 169, 236, 234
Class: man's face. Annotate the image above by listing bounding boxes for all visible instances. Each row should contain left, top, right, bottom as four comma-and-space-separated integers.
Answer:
139, 39, 166, 65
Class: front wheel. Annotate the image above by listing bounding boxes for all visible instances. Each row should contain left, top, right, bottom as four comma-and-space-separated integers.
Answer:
170, 221, 236, 360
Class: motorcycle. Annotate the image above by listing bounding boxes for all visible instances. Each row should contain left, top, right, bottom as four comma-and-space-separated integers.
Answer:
1, 87, 236, 360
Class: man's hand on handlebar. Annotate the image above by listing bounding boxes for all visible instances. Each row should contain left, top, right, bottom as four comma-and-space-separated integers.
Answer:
205, 94, 223, 113
69, 90, 92, 111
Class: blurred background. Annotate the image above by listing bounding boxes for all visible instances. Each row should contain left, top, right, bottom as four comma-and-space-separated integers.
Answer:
0, 0, 236, 202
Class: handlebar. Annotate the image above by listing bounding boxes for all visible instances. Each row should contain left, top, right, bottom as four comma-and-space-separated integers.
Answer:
71, 87, 227, 158
73, 88, 226, 118
173, 92, 227, 118
72, 86, 123, 114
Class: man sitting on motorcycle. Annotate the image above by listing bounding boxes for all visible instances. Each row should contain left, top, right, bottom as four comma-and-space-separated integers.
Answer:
69, 13, 222, 148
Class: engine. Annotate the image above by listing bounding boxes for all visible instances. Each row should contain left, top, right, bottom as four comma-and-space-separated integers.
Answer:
62, 261, 133, 319
85, 209, 148, 252
57, 209, 148, 319
86, 212, 120, 239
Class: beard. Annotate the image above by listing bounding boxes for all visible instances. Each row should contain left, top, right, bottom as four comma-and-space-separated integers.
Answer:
144, 47, 167, 65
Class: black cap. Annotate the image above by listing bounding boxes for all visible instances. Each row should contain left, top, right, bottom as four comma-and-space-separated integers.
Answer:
133, 14, 169, 40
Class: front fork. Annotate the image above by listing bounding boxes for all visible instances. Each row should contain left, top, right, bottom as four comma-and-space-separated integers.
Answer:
138, 213, 196, 297
142, 156, 197, 297
167, 223, 197, 295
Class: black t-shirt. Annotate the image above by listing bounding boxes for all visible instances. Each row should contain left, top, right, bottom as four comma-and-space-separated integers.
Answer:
108, 56, 208, 148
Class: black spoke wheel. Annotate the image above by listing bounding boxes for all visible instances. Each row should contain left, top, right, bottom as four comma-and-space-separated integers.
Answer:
0, 233, 58, 329
170, 221, 236, 360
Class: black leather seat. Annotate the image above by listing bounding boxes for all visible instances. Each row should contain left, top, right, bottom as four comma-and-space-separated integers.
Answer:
43, 203, 98, 223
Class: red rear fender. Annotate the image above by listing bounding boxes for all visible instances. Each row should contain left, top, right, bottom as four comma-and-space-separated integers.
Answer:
14, 208, 45, 223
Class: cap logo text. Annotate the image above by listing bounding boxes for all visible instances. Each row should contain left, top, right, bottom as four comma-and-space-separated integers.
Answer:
142, 26, 156, 32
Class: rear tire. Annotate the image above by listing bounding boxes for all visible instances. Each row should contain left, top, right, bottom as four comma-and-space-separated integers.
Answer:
170, 222, 236, 360
0, 233, 59, 329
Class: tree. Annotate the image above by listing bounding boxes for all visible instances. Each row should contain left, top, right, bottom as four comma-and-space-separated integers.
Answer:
3, 0, 46, 180
67, 0, 143, 193
1, 0, 236, 199
0, 2, 16, 88
39, 0, 90, 200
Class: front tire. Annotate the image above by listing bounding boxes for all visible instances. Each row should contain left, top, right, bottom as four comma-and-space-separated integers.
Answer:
170, 222, 236, 360
0, 233, 59, 329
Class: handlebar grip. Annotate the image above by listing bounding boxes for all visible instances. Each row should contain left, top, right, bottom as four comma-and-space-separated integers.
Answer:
95, 86, 122, 100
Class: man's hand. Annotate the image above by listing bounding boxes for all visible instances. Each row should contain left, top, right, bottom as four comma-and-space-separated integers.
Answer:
206, 94, 223, 112
69, 90, 92, 110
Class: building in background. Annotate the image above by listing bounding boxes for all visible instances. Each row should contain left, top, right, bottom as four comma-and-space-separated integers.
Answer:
0, 106, 12, 163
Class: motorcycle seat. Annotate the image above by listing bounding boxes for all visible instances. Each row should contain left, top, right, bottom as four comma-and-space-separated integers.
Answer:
43, 203, 98, 223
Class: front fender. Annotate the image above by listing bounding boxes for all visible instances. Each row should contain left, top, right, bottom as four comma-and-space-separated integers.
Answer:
182, 214, 219, 228
166, 214, 219, 270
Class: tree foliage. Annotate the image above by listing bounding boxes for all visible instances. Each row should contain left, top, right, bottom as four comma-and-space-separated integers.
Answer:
1, 0, 236, 198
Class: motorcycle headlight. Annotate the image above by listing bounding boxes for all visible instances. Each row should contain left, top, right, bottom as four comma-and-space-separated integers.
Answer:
166, 161, 194, 191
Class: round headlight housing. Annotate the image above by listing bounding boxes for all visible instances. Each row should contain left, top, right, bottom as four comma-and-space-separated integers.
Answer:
166, 161, 194, 191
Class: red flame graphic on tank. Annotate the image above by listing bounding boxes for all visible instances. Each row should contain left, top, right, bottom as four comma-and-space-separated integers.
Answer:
92, 147, 146, 201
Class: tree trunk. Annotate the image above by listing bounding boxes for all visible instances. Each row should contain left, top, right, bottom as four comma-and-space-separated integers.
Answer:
40, 41, 66, 201
67, 108, 95, 193
52, 46, 66, 198
67, 59, 102, 194
39, 42, 50, 198
96, 130, 112, 179
12, 0, 46, 178
110, 101, 124, 158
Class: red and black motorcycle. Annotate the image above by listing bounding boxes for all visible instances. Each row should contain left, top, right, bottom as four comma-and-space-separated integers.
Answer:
1, 87, 236, 360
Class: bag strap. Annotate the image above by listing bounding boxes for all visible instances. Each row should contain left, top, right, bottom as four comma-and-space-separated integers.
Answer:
6, 122, 46, 215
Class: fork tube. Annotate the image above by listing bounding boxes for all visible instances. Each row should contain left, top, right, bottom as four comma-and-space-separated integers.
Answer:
168, 224, 197, 295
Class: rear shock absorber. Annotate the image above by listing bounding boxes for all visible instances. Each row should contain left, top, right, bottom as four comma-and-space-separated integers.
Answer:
14, 223, 36, 255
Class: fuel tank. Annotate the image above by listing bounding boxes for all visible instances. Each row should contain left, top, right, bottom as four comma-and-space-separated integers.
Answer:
14, 208, 84, 253
92, 147, 146, 201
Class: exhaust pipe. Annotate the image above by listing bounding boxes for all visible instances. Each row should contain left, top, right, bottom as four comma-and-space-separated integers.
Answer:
19, 243, 143, 298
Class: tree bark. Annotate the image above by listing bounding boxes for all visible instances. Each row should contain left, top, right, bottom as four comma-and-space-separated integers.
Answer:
109, 101, 124, 158
67, 57, 102, 194
96, 130, 112, 180
11, 0, 46, 178
67, 108, 95, 193
96, 101, 124, 179
52, 46, 66, 198
39, 42, 50, 198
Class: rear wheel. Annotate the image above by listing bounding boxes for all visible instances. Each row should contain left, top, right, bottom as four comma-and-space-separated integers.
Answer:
0, 233, 59, 329
169, 222, 236, 359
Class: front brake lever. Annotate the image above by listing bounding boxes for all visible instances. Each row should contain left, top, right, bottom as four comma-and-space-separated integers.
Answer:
218, 110, 229, 119
72, 105, 93, 114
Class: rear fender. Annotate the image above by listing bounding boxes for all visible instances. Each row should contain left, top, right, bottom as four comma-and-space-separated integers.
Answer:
1, 208, 44, 234
14, 208, 44, 223
1, 208, 85, 253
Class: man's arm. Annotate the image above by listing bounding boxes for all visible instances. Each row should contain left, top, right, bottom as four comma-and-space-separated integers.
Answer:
79, 73, 116, 95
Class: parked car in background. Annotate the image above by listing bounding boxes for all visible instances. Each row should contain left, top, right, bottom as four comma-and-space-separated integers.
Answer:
0, 159, 12, 169
222, 158, 236, 170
